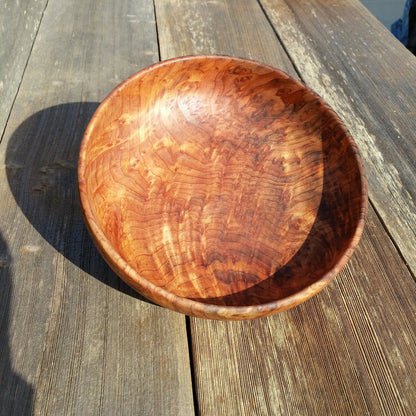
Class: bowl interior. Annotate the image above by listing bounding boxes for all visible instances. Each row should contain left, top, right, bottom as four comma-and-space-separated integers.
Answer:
79, 56, 366, 318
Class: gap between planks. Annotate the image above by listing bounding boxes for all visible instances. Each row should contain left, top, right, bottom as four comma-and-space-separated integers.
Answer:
152, 0, 162, 61
0, 0, 50, 146
369, 199, 416, 282
186, 316, 200, 416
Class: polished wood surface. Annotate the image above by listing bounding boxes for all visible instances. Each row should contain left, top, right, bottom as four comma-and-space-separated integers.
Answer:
79, 55, 367, 320
0, 0, 415, 414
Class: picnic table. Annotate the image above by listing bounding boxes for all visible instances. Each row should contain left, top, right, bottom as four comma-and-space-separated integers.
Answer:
1, 0, 415, 414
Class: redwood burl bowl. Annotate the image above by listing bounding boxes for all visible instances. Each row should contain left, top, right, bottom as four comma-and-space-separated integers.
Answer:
78, 55, 367, 320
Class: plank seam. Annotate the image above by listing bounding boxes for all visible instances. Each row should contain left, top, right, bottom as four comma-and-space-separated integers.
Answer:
368, 199, 416, 283
186, 317, 200, 416
152, 0, 162, 61
256, 0, 303, 80
0, 0, 50, 146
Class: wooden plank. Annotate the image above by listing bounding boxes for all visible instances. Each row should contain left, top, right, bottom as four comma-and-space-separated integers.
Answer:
259, 0, 416, 276
154, 0, 296, 73
155, 0, 416, 414
0, 0, 48, 138
0, 0, 194, 415
190, 206, 416, 415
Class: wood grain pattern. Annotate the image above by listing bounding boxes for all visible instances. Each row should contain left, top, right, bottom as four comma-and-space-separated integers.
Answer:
0, 0, 48, 138
189, 206, 416, 416
0, 0, 194, 414
79, 55, 367, 320
154, 0, 296, 73
259, 0, 416, 276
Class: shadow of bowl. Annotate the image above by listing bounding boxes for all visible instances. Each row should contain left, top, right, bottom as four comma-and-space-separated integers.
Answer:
5, 102, 151, 302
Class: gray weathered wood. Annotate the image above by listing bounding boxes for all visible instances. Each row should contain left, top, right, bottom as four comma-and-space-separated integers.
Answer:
260, 0, 416, 276
0, 0, 48, 139
0, 0, 194, 414
155, 0, 416, 414
155, 0, 296, 72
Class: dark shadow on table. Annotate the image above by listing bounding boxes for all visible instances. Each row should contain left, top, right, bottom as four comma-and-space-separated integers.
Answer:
0, 233, 34, 415
5, 103, 151, 303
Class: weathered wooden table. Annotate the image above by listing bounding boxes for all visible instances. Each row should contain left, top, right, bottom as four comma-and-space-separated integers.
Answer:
1, 0, 415, 415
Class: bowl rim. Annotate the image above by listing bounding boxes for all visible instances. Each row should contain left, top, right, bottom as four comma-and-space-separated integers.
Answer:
78, 54, 368, 320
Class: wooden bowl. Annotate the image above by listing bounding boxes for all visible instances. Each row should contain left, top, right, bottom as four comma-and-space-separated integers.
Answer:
78, 55, 367, 320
